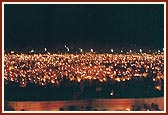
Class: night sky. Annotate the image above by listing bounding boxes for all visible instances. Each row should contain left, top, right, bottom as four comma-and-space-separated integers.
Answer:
4, 4, 164, 52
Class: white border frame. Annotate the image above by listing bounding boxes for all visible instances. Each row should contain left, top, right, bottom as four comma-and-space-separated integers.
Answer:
2, 2, 166, 113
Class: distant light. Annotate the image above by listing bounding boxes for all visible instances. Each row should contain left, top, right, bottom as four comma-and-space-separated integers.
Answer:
149, 50, 151, 52
155, 85, 161, 91
66, 47, 69, 52
163, 48, 164, 51
64, 45, 69, 52
121, 50, 123, 53
153, 78, 156, 82
140, 49, 142, 52
10, 51, 14, 54
30, 49, 34, 53
80, 48, 83, 52
111, 49, 113, 53
110, 92, 114, 96
44, 48, 47, 52
158, 50, 160, 53
110, 90, 114, 96
91, 49, 93, 52
129, 50, 132, 53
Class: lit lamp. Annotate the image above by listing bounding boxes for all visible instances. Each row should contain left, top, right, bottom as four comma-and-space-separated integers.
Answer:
10, 51, 14, 54
30, 49, 34, 53
65, 45, 69, 52
44, 48, 47, 52
79, 48, 83, 53
67, 47, 70, 52
111, 49, 113, 53
139, 49, 142, 53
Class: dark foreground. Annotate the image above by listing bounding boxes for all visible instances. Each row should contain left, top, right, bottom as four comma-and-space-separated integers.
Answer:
5, 79, 163, 101
4, 97, 164, 111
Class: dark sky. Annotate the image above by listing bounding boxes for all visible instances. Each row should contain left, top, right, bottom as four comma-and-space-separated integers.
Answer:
4, 4, 164, 52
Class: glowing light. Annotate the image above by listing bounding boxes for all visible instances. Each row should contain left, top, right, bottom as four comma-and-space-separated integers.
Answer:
91, 49, 93, 52
30, 49, 34, 53
111, 49, 113, 53
9, 66, 13, 70
4, 51, 164, 89
66, 47, 69, 52
45, 48, 47, 52
114, 78, 120, 82
127, 78, 130, 80
51, 80, 55, 83
155, 86, 161, 91
80, 48, 83, 52
77, 78, 81, 82
122, 78, 125, 82
140, 49, 142, 53
85, 76, 92, 80
152, 78, 156, 82
110, 92, 114, 96
11, 51, 14, 54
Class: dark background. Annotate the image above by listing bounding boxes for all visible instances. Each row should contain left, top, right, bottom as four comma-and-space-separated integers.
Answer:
4, 4, 164, 52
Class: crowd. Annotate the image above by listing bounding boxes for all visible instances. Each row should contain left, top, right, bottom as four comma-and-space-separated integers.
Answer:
4, 52, 164, 99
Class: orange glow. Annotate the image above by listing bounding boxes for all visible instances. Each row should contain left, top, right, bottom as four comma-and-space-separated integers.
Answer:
4, 52, 164, 87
